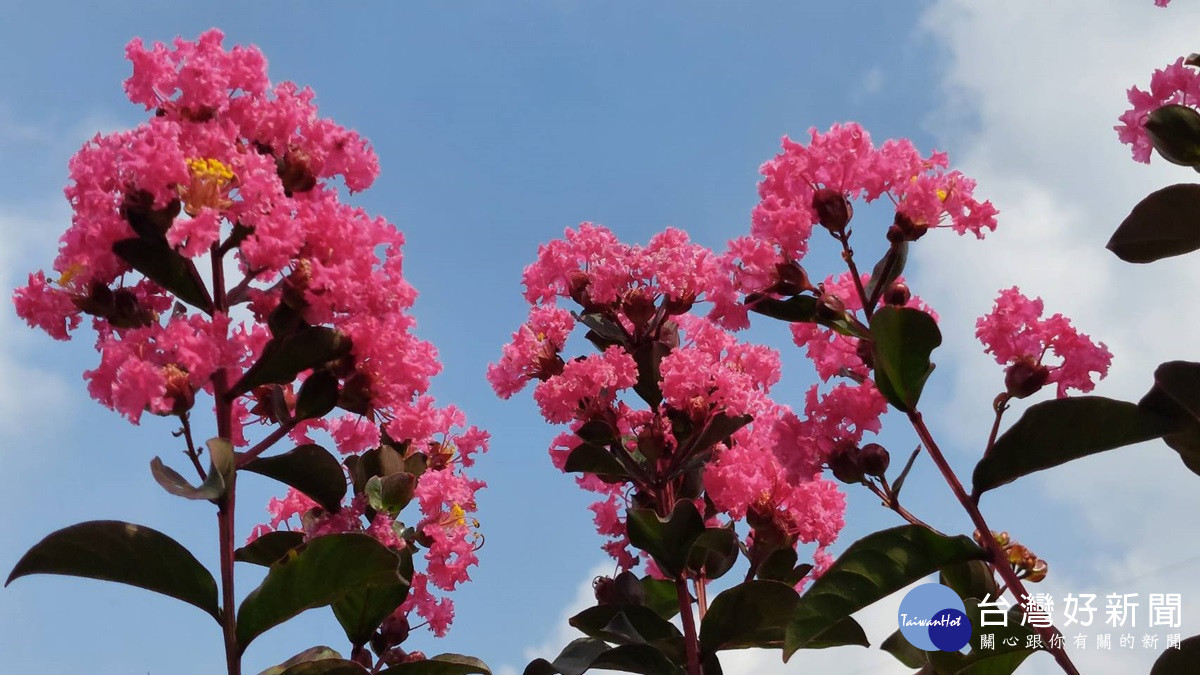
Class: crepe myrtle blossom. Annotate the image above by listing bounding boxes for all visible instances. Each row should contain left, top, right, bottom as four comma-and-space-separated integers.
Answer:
713, 123, 996, 326
493, 226, 846, 575
1116, 57, 1200, 162
13, 30, 489, 639
976, 288, 1112, 398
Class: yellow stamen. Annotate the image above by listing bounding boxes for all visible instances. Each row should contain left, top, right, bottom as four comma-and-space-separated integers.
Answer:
179, 157, 236, 216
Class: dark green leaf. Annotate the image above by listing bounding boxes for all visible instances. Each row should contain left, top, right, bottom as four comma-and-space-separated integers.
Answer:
686, 413, 753, 457
570, 604, 683, 645
1108, 183, 1200, 263
972, 396, 1171, 497
756, 547, 798, 583
891, 446, 922, 498
746, 294, 818, 323
626, 500, 705, 577
805, 616, 870, 650
589, 644, 682, 674
243, 444, 347, 514
379, 653, 491, 675
524, 638, 610, 675
235, 530, 306, 567
232, 326, 352, 396
925, 598, 1037, 675
577, 313, 628, 345
365, 473, 418, 514
881, 630, 926, 669
563, 443, 631, 483
295, 370, 340, 421
870, 306, 941, 412
1151, 634, 1200, 674
6, 520, 220, 621
864, 241, 909, 304
1141, 361, 1200, 476
332, 549, 413, 647
113, 237, 212, 311
576, 420, 615, 444
939, 560, 998, 602
1146, 105, 1200, 167
259, 646, 346, 675
276, 661, 366, 675
685, 527, 739, 580
633, 340, 671, 408
237, 533, 406, 651
784, 525, 985, 658
640, 578, 680, 620
700, 580, 798, 653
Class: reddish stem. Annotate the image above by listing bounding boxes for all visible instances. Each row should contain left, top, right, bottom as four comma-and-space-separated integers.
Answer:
676, 576, 702, 675
907, 411, 1080, 675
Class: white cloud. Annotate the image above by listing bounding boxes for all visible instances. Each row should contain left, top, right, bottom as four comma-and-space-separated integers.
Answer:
918, 1, 1200, 671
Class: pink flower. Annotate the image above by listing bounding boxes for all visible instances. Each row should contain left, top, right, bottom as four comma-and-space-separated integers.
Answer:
531, 347, 638, 424
487, 306, 576, 398
976, 288, 1112, 397
1116, 57, 1200, 162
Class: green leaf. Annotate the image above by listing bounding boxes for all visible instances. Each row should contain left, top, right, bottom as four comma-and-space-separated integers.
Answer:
365, 473, 418, 514
864, 241, 909, 304
6, 520, 219, 621
112, 237, 212, 311
972, 396, 1171, 497
236, 533, 406, 652
587, 645, 682, 674
1151, 635, 1200, 674
881, 630, 927, 669
870, 306, 942, 412
925, 597, 1037, 675
563, 443, 631, 483
746, 294, 818, 323
805, 616, 870, 650
756, 547, 798, 582
295, 370, 340, 421
701, 580, 798, 653
258, 646, 346, 675
633, 340, 670, 408
379, 653, 491, 675
1108, 183, 1200, 263
686, 413, 753, 457
235, 530, 306, 567
276, 660, 366, 675
626, 500, 705, 577
150, 437, 235, 502
242, 444, 348, 513
784, 525, 985, 658
1145, 105, 1200, 167
232, 326, 352, 396
939, 560, 998, 602
331, 549, 414, 647
685, 527, 739, 580
890, 446, 922, 499
1140, 361, 1200, 476
570, 604, 683, 645
524, 638, 610, 675
640, 577, 680, 620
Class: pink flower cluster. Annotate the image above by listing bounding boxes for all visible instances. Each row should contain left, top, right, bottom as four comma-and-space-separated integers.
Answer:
715, 123, 996, 325
13, 30, 488, 638
976, 288, 1112, 398
492, 224, 845, 575
1116, 57, 1200, 162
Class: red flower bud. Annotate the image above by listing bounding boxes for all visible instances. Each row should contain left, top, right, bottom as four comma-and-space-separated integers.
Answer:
859, 443, 890, 477
883, 282, 911, 306
1004, 356, 1050, 399
812, 188, 853, 233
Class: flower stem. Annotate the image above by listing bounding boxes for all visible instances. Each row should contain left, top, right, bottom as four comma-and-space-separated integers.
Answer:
906, 410, 1080, 675
676, 576, 702, 675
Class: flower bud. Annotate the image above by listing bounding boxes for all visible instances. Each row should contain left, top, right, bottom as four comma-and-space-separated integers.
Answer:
828, 440, 865, 484
379, 613, 410, 647
771, 261, 813, 295
1025, 559, 1048, 583
812, 188, 853, 234
859, 443, 890, 477
276, 149, 318, 195
351, 645, 373, 668
593, 575, 616, 604
662, 292, 695, 316
816, 292, 846, 322
891, 212, 927, 242
883, 282, 911, 306
1004, 356, 1050, 399
855, 339, 875, 369
622, 288, 657, 328
568, 270, 593, 308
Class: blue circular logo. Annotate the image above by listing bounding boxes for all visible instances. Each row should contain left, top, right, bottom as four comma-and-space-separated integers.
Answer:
898, 583, 970, 651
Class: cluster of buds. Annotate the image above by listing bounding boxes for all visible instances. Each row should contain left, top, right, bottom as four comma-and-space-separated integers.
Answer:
975, 530, 1048, 583
827, 440, 890, 484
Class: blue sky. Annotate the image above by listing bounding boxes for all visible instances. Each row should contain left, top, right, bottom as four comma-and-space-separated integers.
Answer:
3, 2, 1200, 674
